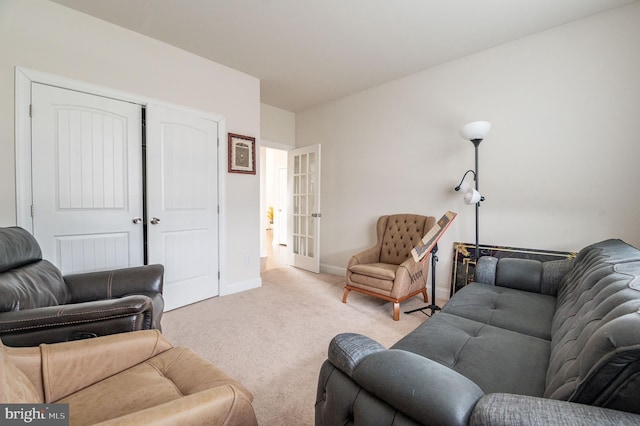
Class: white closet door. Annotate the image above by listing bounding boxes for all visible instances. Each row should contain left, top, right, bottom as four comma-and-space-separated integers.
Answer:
31, 83, 143, 273
146, 104, 219, 310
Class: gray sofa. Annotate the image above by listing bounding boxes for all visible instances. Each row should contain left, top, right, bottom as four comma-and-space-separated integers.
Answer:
316, 239, 640, 425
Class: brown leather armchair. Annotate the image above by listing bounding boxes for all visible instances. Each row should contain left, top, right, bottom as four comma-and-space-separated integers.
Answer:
343, 214, 436, 320
0, 226, 164, 347
1, 329, 257, 425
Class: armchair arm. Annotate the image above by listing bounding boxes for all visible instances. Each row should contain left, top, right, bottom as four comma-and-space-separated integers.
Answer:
393, 256, 428, 298
0, 296, 154, 346
348, 246, 381, 267
324, 333, 484, 426
7, 329, 172, 403
470, 393, 640, 426
63, 264, 164, 303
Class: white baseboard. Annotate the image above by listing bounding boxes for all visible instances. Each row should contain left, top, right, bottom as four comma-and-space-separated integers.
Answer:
320, 263, 346, 276
220, 277, 262, 296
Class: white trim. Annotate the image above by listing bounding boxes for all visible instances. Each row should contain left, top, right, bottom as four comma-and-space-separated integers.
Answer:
320, 263, 345, 276
217, 118, 228, 296
15, 68, 33, 231
15, 66, 227, 297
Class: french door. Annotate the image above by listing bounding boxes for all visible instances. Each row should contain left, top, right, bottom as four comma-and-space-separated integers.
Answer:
288, 144, 321, 273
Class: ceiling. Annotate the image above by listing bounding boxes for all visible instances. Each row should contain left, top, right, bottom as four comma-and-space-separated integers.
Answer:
50, 0, 638, 112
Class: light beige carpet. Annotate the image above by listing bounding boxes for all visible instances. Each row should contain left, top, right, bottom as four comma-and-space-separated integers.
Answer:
162, 266, 435, 425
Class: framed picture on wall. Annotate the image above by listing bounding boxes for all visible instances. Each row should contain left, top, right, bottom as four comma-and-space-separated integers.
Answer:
228, 133, 256, 174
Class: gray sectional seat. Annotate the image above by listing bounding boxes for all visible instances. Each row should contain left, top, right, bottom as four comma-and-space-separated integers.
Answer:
315, 239, 640, 426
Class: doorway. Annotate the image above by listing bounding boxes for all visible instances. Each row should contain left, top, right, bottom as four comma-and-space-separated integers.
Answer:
260, 146, 288, 272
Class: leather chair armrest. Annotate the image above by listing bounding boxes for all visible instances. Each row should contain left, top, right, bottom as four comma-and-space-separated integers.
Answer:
470, 393, 640, 426
96, 385, 257, 426
348, 246, 381, 267
64, 264, 164, 303
13, 329, 172, 402
0, 296, 154, 345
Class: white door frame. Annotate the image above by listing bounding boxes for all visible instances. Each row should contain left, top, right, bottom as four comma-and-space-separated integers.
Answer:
14, 67, 228, 292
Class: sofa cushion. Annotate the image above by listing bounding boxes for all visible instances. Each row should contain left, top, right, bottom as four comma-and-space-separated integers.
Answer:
441, 283, 557, 340
392, 313, 550, 396
0, 260, 69, 312
349, 263, 397, 281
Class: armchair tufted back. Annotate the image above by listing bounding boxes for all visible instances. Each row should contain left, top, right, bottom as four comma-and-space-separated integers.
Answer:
377, 215, 434, 265
545, 239, 640, 413
0, 227, 70, 312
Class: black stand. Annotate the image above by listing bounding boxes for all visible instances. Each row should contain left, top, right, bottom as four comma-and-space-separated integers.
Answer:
405, 243, 440, 317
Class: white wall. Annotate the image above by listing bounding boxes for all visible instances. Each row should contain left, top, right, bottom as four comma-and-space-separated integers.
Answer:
296, 3, 640, 301
261, 103, 296, 148
0, 0, 261, 294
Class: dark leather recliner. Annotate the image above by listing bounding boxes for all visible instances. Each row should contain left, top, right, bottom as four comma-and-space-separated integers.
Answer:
0, 226, 164, 347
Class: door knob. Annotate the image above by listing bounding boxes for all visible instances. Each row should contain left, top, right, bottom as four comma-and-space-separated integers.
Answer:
150, 217, 161, 225
132, 217, 142, 224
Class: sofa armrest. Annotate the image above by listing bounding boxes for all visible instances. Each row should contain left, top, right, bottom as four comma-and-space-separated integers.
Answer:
475, 256, 498, 284
0, 296, 155, 346
6, 329, 172, 402
470, 393, 640, 426
325, 333, 484, 426
64, 264, 164, 302
541, 258, 574, 296
96, 384, 257, 426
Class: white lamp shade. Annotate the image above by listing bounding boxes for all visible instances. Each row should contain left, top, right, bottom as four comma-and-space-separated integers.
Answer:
464, 189, 482, 205
459, 121, 491, 141
457, 181, 472, 193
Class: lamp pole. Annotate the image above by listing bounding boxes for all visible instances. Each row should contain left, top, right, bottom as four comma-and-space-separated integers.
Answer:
472, 138, 481, 262
458, 120, 490, 268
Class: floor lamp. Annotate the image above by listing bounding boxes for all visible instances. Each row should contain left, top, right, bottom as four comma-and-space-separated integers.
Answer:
455, 121, 491, 266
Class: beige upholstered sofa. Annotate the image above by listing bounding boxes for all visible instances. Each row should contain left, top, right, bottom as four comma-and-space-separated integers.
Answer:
1, 329, 257, 425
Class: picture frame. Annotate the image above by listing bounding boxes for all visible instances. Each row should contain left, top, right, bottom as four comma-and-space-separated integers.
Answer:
228, 133, 256, 174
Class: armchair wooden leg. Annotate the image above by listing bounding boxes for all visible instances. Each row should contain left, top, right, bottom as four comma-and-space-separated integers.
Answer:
342, 287, 351, 303
393, 302, 400, 321
421, 288, 429, 303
